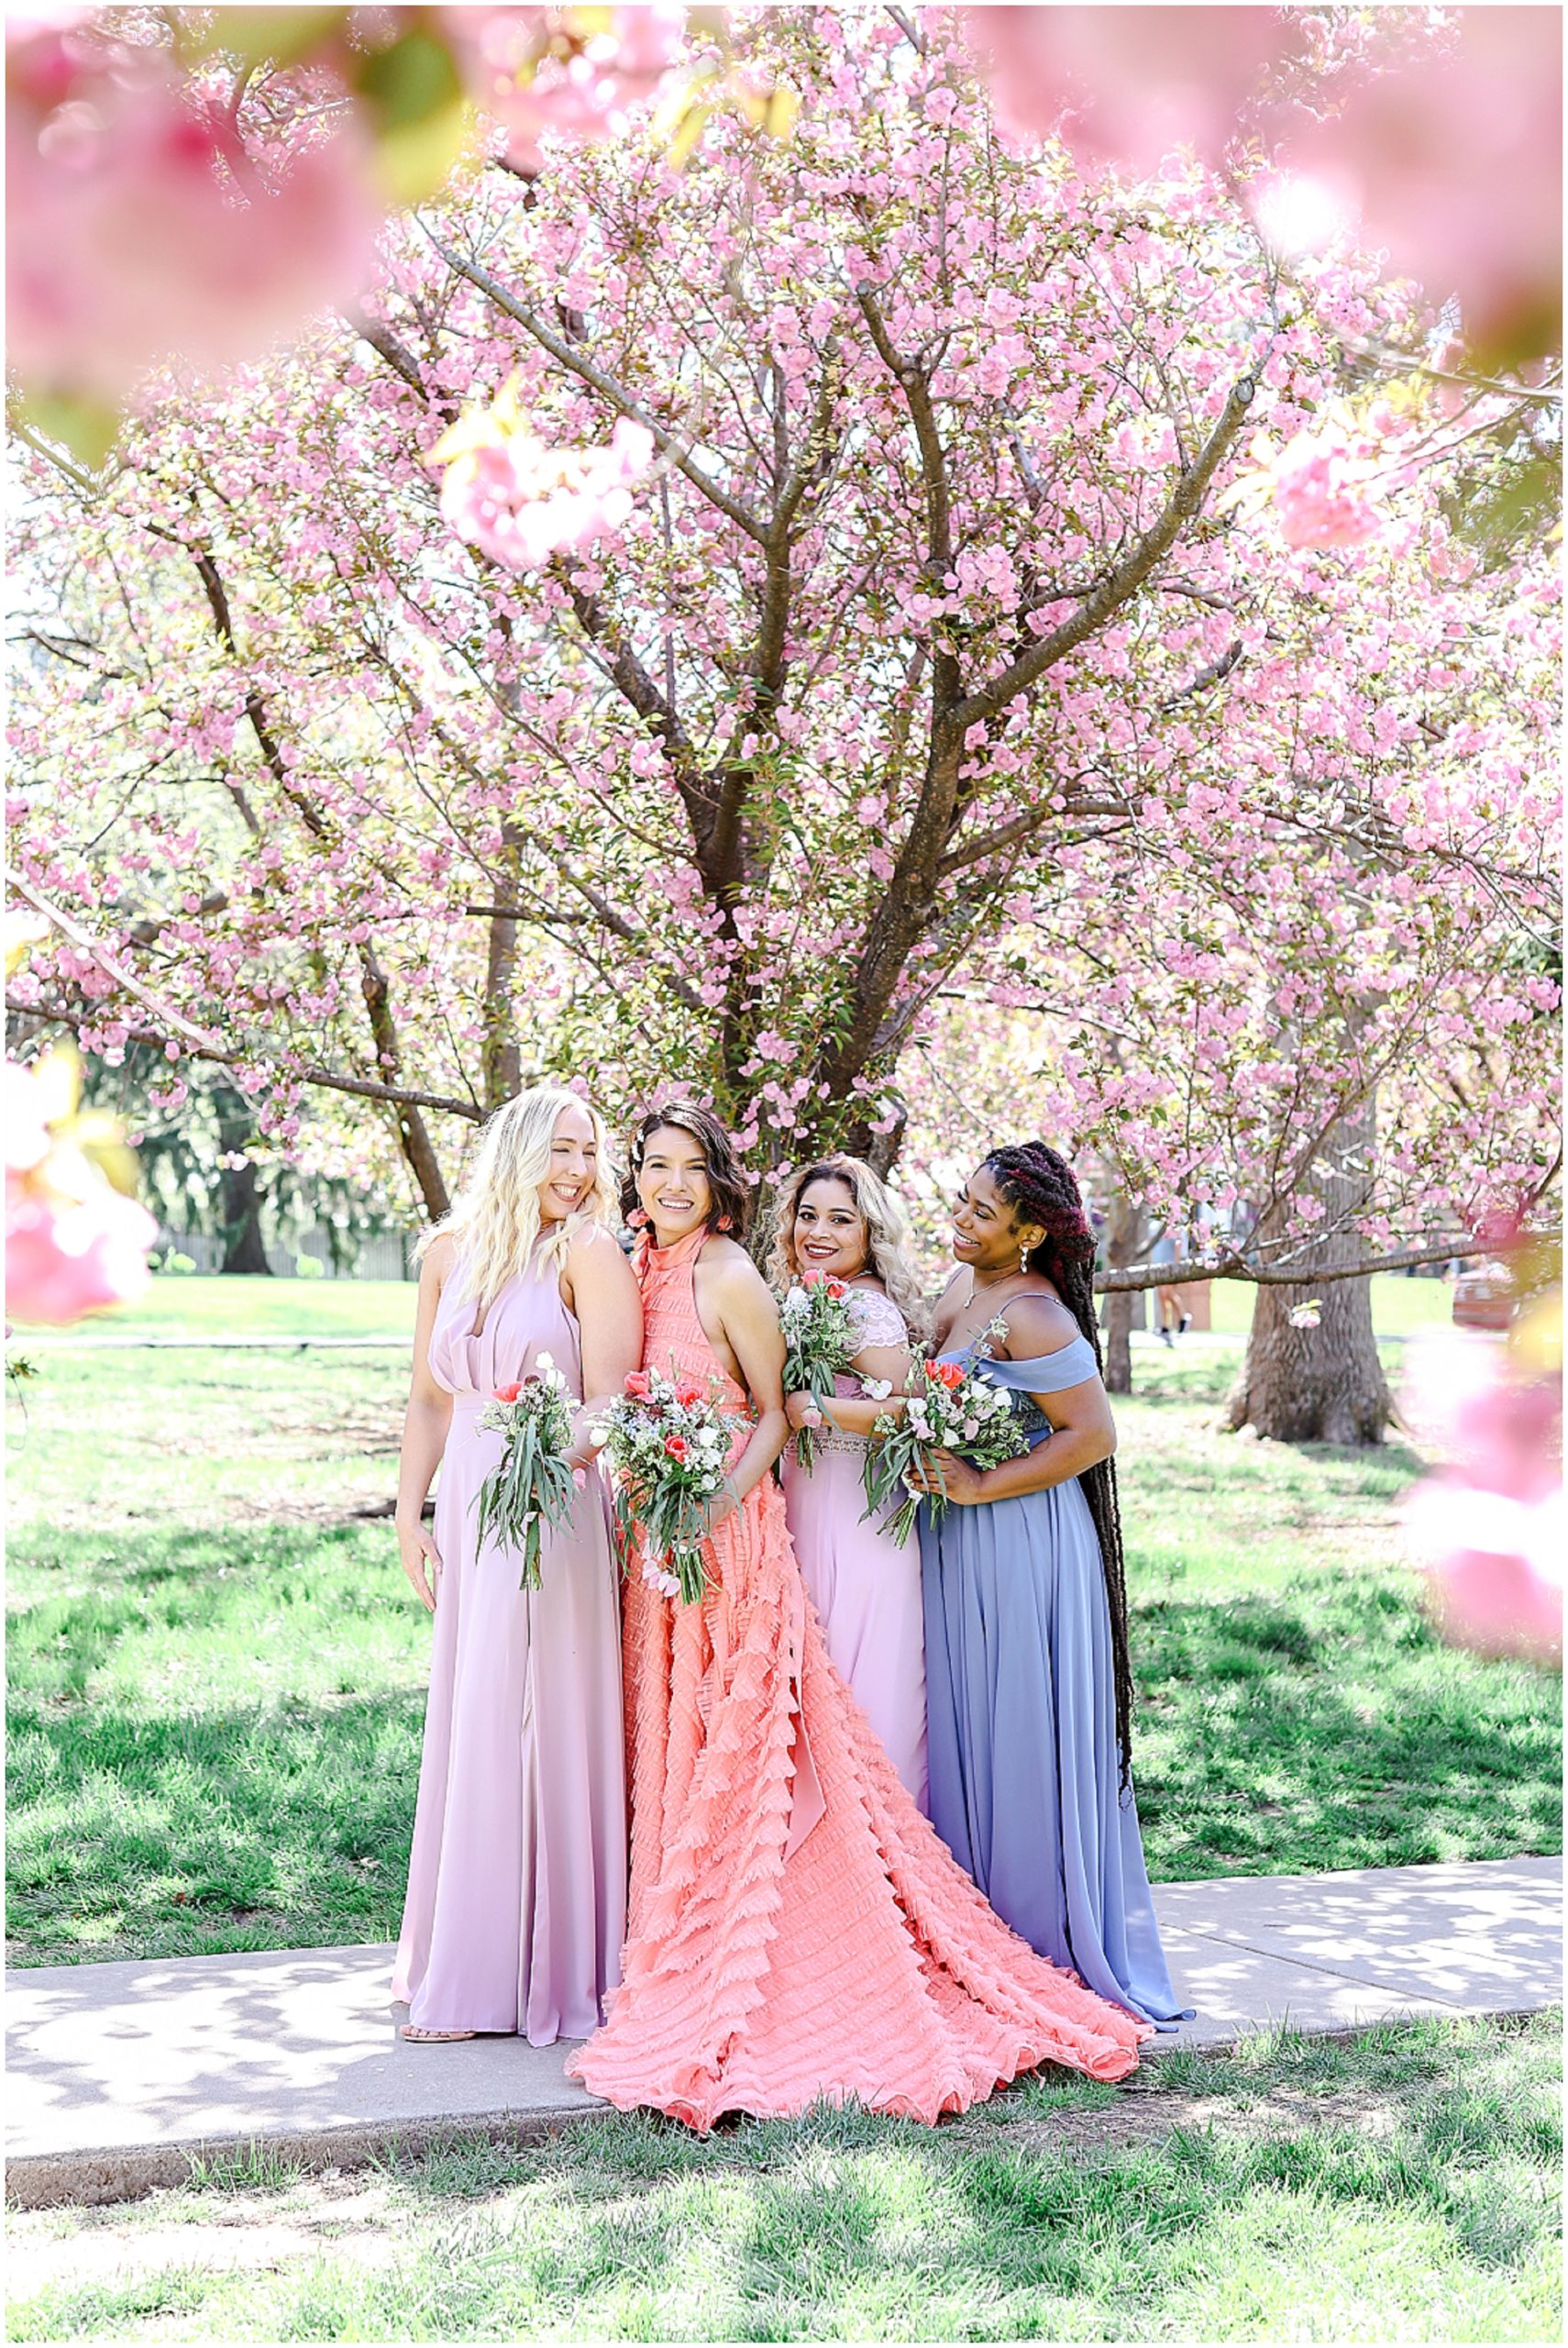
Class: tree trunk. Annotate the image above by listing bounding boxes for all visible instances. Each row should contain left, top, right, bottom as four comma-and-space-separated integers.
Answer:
215, 1087, 271, 1276
1103, 1290, 1133, 1395
1099, 1188, 1146, 1396
1226, 1074, 1395, 1442
1226, 1268, 1394, 1444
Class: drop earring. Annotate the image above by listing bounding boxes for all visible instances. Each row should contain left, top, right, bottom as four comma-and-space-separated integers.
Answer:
1019, 1246, 1029, 1273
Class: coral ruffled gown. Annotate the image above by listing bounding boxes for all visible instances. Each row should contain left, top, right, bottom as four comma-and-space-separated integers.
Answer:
566, 1227, 1149, 2131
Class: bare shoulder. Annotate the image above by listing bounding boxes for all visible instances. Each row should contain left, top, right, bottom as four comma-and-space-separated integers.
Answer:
422, 1231, 460, 1287
567, 1220, 630, 1270
699, 1230, 769, 1286
701, 1235, 774, 1310
1000, 1289, 1084, 1359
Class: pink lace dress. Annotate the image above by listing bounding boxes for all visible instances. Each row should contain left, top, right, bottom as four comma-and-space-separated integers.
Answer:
566, 1226, 1149, 2130
781, 1285, 928, 1808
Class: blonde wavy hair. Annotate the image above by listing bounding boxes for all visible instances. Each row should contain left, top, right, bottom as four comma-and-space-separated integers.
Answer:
417, 1084, 616, 1312
767, 1155, 929, 1346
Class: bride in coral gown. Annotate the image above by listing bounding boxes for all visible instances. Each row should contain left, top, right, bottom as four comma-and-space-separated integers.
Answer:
567, 1105, 1149, 2131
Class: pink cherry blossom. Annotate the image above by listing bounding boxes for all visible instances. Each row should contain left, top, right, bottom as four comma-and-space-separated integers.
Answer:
1273, 8, 1562, 367
963, 5, 1286, 173
431, 383, 655, 570
1270, 431, 1384, 552
6, 1054, 157, 1324
5, 6, 1558, 1284
441, 5, 687, 171
1402, 1331, 1563, 1668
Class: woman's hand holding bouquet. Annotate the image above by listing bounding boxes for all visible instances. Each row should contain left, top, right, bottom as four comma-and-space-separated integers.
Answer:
592, 1366, 739, 1603
863, 1336, 1028, 1545
473, 1353, 581, 1589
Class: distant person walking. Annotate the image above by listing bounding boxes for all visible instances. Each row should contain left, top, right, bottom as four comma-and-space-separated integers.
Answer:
1150, 1224, 1189, 1345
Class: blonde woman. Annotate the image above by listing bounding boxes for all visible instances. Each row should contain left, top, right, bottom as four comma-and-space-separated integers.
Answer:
768, 1155, 930, 1810
392, 1086, 642, 2045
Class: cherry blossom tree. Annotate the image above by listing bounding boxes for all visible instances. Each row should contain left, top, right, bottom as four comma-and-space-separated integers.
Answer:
7, 6, 1560, 1427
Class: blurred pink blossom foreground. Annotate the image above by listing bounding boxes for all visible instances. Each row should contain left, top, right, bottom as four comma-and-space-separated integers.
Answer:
963, 5, 1562, 368
6, 35, 377, 412
6, 1047, 157, 1325
1403, 1325, 1563, 1669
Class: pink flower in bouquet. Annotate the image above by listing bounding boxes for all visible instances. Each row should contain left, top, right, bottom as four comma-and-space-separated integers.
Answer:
663, 1434, 689, 1462
432, 380, 654, 572
624, 1371, 652, 1400
494, 1381, 524, 1403
673, 1379, 707, 1409
6, 44, 377, 412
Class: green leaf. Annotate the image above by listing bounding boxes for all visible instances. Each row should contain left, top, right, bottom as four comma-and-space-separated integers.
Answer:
355, 28, 475, 204
184, 8, 345, 69
11, 386, 121, 471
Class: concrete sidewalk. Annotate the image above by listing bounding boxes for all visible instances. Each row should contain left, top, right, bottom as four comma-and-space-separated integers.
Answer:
6, 1855, 1559, 2208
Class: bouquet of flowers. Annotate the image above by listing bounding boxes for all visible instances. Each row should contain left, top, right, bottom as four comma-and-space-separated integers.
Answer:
863, 1331, 1030, 1545
592, 1367, 738, 1604
473, 1353, 580, 1589
779, 1268, 860, 1471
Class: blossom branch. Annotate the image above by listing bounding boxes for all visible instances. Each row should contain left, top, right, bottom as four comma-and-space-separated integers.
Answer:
952, 372, 1258, 733
1097, 1238, 1476, 1292
8, 994, 485, 1124
430, 237, 767, 544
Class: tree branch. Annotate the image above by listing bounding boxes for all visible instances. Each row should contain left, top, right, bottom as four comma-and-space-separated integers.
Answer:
1097, 1236, 1474, 1292
8, 876, 224, 1052
8, 994, 485, 1123
428, 237, 767, 543
952, 372, 1258, 731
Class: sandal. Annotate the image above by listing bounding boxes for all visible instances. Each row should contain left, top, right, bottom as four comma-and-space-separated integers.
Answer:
400, 2024, 477, 2043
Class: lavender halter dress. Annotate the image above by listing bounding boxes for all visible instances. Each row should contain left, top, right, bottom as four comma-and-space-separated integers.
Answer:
392, 1252, 627, 2043
919, 1335, 1187, 2028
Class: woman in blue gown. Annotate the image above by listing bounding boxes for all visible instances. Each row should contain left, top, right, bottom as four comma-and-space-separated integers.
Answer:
913, 1142, 1186, 2029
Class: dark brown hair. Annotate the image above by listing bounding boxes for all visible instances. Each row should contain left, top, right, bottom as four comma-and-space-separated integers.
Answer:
982, 1140, 1134, 1785
623, 1103, 750, 1238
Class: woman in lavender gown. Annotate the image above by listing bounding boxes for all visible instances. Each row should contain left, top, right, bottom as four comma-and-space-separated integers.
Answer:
392, 1085, 642, 2043
771, 1155, 930, 1809
913, 1142, 1186, 2029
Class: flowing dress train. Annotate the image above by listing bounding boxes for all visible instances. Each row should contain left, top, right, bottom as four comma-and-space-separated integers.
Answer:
566, 1228, 1149, 2129
392, 1252, 626, 2043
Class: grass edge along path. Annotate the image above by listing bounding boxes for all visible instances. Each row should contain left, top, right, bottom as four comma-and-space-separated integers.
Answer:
5, 2011, 1561, 2343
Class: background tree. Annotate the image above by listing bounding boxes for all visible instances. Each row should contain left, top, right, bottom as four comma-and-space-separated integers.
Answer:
8, 8, 1559, 1435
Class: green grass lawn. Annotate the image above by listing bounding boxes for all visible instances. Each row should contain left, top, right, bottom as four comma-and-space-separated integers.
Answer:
6, 2014, 1560, 2342
1205, 1269, 1454, 1338
6, 1319, 1559, 1967
18, 1272, 418, 1343
14, 1263, 1452, 1349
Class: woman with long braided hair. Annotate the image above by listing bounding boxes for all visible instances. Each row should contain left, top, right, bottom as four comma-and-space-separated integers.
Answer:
911, 1141, 1186, 2029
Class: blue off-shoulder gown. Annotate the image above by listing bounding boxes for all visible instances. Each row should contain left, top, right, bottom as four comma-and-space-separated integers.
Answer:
919, 1335, 1187, 2028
